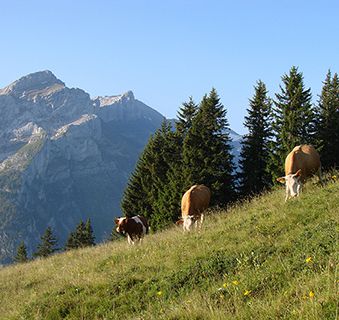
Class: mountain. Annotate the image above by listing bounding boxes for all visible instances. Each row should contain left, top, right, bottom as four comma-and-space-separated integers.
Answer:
0, 71, 165, 264
0, 71, 242, 264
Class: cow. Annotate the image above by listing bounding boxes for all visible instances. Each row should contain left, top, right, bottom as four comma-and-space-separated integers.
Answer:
176, 184, 211, 231
277, 144, 322, 201
115, 215, 149, 244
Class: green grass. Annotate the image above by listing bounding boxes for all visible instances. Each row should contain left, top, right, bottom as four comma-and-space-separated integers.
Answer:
0, 176, 338, 319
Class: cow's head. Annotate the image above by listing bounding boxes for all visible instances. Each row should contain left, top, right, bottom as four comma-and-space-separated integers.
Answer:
277, 169, 302, 199
115, 217, 127, 234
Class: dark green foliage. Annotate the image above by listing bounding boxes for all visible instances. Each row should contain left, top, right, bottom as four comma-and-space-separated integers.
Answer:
176, 96, 198, 137
33, 226, 58, 258
84, 218, 96, 246
14, 241, 28, 263
315, 70, 339, 169
183, 88, 235, 205
120, 136, 154, 219
122, 120, 182, 230
268, 66, 316, 180
238, 80, 273, 195
65, 219, 95, 250
122, 91, 236, 229
151, 125, 184, 229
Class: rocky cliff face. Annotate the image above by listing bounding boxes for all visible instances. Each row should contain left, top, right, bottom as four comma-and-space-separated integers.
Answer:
0, 71, 164, 264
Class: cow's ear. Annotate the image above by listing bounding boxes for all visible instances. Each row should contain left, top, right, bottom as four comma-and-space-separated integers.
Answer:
294, 169, 302, 177
276, 177, 286, 184
114, 218, 120, 225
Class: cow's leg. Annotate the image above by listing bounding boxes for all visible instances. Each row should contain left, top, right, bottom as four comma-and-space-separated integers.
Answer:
297, 184, 301, 197
183, 217, 192, 232
194, 219, 199, 230
127, 234, 134, 245
199, 214, 204, 231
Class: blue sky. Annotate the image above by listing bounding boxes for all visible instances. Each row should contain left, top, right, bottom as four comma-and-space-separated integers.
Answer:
1, 0, 338, 134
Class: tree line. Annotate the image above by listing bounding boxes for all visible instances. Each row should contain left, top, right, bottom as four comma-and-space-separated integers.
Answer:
122, 67, 339, 230
14, 219, 95, 263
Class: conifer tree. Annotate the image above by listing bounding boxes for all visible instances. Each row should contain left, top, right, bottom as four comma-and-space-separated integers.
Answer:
176, 96, 198, 137
33, 226, 58, 258
122, 119, 183, 230
269, 66, 315, 180
120, 135, 154, 219
157, 97, 199, 224
84, 218, 95, 246
315, 70, 339, 169
151, 124, 183, 229
183, 88, 235, 205
65, 230, 77, 251
14, 241, 28, 263
65, 219, 95, 250
238, 80, 273, 195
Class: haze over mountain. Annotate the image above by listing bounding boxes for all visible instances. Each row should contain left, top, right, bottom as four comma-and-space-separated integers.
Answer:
0, 71, 241, 264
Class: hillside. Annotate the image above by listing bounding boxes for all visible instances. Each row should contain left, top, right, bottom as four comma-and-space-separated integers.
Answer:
0, 177, 337, 320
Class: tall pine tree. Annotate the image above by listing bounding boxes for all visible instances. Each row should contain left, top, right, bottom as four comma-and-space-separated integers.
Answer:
121, 120, 181, 230
120, 134, 155, 219
65, 219, 95, 250
176, 96, 198, 137
315, 70, 339, 170
84, 218, 95, 246
33, 226, 58, 258
238, 80, 273, 196
160, 97, 199, 223
269, 66, 315, 180
14, 241, 29, 263
183, 88, 235, 205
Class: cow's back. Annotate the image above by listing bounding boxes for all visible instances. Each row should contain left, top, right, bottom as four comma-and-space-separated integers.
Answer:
285, 145, 321, 180
181, 185, 211, 216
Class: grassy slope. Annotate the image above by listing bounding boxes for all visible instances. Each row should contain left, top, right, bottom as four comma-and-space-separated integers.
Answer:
0, 178, 338, 320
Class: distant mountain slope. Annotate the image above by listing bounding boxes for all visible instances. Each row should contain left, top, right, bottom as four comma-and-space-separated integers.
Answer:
0, 71, 242, 264
0, 71, 165, 264
0, 176, 337, 319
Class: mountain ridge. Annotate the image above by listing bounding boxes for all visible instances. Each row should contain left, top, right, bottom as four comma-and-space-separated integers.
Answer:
0, 71, 165, 264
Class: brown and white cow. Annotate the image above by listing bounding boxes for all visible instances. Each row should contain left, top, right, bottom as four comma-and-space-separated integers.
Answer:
115, 215, 149, 244
277, 145, 322, 201
176, 184, 211, 231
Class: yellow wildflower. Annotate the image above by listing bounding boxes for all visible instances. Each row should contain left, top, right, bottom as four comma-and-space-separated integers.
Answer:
332, 175, 337, 180
309, 291, 315, 298
305, 256, 312, 263
157, 291, 163, 296
223, 283, 228, 288
243, 290, 251, 296
232, 280, 239, 286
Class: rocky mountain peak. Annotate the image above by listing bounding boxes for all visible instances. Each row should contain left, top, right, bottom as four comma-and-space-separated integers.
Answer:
0, 70, 65, 97
122, 90, 135, 100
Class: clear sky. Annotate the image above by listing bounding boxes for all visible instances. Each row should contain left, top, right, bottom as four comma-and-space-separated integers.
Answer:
1, 0, 338, 134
